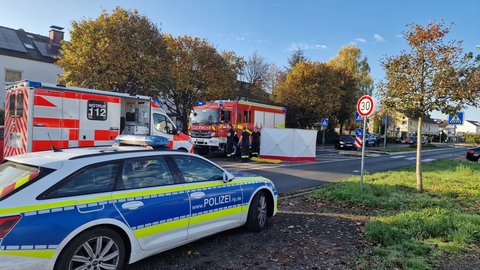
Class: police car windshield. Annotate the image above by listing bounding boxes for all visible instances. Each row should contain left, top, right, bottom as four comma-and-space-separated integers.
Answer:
190, 109, 219, 124
0, 162, 41, 200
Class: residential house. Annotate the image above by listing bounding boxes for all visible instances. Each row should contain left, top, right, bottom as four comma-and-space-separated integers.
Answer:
368, 110, 439, 140
0, 25, 64, 108
446, 120, 480, 135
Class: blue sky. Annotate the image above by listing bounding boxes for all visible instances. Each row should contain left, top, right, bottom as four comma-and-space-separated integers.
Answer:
1, 0, 479, 121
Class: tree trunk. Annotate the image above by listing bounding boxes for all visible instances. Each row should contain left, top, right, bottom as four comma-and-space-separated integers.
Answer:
416, 117, 423, 192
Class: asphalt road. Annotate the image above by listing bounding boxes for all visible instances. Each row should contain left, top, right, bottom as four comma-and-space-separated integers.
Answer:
208, 144, 468, 194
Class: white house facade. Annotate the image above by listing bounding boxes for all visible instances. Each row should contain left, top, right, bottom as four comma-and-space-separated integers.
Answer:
0, 26, 64, 108
450, 120, 480, 135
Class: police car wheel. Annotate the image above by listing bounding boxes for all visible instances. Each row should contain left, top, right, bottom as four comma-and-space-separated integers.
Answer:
246, 191, 268, 232
55, 227, 126, 270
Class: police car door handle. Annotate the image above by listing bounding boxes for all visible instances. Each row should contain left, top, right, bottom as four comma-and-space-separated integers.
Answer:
190, 192, 205, 199
122, 201, 144, 210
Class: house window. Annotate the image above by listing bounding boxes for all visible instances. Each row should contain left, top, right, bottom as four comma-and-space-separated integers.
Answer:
5, 70, 21, 82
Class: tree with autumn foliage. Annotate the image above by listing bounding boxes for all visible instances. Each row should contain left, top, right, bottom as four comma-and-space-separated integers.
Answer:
161, 35, 241, 131
56, 7, 169, 96
327, 45, 373, 134
377, 21, 480, 192
274, 61, 357, 128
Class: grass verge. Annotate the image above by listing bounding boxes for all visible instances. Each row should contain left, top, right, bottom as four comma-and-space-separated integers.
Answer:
309, 159, 480, 270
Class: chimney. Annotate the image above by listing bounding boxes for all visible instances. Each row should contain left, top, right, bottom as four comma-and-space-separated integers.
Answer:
49, 25, 64, 44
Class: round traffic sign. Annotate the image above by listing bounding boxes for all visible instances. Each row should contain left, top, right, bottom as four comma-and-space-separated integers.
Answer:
357, 95, 374, 117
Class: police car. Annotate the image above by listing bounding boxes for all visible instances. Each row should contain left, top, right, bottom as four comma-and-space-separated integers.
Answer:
0, 135, 278, 270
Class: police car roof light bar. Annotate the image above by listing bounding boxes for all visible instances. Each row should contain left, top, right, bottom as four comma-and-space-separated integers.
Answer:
113, 135, 170, 149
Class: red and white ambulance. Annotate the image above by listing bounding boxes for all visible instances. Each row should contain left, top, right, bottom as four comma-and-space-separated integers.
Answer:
4, 80, 193, 158
188, 100, 286, 154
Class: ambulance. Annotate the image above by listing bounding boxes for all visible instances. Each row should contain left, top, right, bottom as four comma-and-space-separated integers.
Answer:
4, 80, 193, 158
188, 100, 286, 154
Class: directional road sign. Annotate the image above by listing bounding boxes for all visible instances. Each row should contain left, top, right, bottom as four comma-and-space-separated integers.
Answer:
355, 112, 364, 122
448, 112, 464, 125
354, 128, 363, 149
357, 95, 374, 117
355, 128, 363, 137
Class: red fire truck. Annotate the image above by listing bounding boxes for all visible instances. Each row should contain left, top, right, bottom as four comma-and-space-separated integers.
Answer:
188, 100, 286, 154
4, 80, 193, 158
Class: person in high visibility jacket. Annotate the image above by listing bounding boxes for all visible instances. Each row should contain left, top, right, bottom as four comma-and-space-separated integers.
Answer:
238, 127, 250, 163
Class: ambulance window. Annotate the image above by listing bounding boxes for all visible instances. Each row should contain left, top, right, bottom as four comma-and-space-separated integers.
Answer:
9, 93, 24, 118
172, 155, 224, 183
8, 94, 15, 117
16, 94, 24, 117
87, 100, 108, 121
153, 113, 174, 134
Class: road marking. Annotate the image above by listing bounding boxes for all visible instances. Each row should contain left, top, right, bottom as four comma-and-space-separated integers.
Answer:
390, 155, 406, 159
403, 157, 436, 163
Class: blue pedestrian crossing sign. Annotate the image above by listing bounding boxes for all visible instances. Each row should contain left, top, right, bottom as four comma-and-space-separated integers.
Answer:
321, 118, 329, 127
355, 112, 364, 123
448, 112, 464, 125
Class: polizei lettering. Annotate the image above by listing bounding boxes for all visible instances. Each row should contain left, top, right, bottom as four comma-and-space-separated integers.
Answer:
204, 195, 231, 207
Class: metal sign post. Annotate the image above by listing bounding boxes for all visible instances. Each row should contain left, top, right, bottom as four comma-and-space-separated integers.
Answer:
360, 117, 367, 191
321, 118, 328, 147
356, 95, 374, 191
448, 112, 464, 160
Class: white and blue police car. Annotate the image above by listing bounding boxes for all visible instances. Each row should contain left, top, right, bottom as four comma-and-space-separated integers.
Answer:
0, 135, 278, 270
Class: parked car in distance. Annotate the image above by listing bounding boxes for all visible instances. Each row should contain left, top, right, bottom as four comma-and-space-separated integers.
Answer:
334, 135, 356, 150
0, 135, 278, 270
405, 136, 427, 146
365, 134, 381, 147
466, 147, 480, 162
0, 125, 3, 163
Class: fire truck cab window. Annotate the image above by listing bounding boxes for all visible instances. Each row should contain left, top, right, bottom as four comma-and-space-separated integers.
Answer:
153, 113, 174, 134
9, 93, 24, 118
220, 110, 231, 123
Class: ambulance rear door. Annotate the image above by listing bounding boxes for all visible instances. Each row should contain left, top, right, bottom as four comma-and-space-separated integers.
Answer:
4, 86, 32, 157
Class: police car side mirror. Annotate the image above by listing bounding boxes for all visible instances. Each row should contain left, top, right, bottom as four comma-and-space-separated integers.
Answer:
223, 172, 234, 183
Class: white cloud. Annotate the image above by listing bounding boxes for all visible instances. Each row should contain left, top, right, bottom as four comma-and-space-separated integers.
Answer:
235, 33, 249, 42
355, 38, 367, 43
287, 42, 328, 52
374, 34, 385, 42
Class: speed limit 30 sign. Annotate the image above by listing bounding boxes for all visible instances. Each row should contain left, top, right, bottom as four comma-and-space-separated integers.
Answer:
357, 95, 374, 117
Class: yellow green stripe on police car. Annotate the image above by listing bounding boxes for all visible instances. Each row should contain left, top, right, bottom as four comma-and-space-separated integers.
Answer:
0, 249, 55, 259
133, 218, 189, 238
